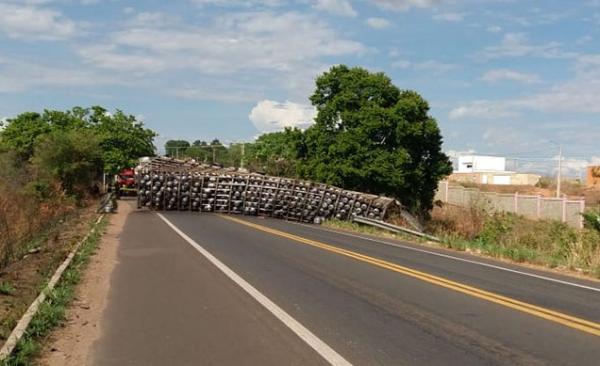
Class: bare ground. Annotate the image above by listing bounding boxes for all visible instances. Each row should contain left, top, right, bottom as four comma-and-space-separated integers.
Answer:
0, 205, 98, 345
38, 200, 133, 366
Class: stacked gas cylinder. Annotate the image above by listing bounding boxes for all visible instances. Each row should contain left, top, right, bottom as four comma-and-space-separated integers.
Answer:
138, 172, 393, 223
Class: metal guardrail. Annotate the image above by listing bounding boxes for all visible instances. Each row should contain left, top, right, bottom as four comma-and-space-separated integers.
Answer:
97, 192, 117, 213
352, 216, 440, 242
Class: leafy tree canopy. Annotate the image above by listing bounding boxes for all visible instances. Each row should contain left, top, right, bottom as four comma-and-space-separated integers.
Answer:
32, 128, 103, 196
165, 140, 191, 158
0, 106, 156, 174
86, 107, 156, 174
304, 65, 451, 215
249, 128, 305, 176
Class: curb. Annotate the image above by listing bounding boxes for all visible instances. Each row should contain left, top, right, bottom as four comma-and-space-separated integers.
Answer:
0, 214, 105, 361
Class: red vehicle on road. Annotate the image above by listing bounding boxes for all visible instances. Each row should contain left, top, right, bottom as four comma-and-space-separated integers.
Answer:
115, 168, 137, 197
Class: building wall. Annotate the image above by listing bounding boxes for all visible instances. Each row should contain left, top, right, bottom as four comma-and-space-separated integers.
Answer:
435, 181, 585, 228
448, 172, 540, 186
587, 166, 600, 187
457, 155, 506, 173
511, 173, 541, 186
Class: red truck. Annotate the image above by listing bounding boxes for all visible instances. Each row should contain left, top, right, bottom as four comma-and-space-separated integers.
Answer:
115, 168, 137, 197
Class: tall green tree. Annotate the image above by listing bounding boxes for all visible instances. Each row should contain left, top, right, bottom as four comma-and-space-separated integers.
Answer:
184, 145, 210, 162
87, 107, 156, 174
304, 65, 451, 215
209, 138, 228, 164
32, 129, 102, 195
0, 112, 50, 162
249, 128, 305, 176
164, 140, 190, 158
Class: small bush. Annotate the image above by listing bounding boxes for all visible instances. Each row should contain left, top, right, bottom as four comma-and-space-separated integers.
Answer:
582, 211, 600, 232
0, 281, 15, 295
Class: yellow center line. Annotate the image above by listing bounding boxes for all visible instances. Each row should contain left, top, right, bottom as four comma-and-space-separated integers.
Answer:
220, 215, 600, 337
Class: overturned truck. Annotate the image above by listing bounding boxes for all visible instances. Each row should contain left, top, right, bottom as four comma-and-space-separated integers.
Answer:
136, 157, 396, 223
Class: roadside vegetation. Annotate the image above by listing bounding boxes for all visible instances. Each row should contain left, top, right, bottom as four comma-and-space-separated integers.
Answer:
0, 106, 155, 269
430, 203, 600, 278
0, 217, 107, 366
327, 202, 600, 279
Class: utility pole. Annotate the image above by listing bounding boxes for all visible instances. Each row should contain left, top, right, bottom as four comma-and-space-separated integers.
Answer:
212, 146, 216, 164
240, 143, 245, 169
556, 145, 562, 198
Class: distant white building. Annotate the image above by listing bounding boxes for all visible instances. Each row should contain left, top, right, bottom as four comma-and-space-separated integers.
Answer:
451, 155, 540, 186
457, 155, 506, 173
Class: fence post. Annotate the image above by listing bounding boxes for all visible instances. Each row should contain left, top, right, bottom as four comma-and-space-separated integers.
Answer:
514, 192, 518, 214
536, 195, 541, 219
580, 199, 585, 229
562, 198, 567, 223
444, 181, 449, 203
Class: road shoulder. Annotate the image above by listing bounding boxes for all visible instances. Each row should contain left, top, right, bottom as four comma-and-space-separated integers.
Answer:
38, 200, 132, 366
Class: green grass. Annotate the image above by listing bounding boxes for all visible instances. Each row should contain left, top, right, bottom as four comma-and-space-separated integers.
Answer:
436, 212, 600, 278
328, 213, 600, 279
0, 216, 107, 366
0, 282, 15, 296
323, 219, 424, 243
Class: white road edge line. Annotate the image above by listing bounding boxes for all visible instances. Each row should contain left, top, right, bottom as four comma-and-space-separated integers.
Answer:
296, 223, 600, 293
157, 213, 352, 366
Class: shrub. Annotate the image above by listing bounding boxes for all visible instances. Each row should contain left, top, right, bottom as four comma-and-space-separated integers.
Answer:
582, 211, 600, 232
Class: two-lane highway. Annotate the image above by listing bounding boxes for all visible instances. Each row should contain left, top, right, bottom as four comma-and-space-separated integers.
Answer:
91, 206, 600, 365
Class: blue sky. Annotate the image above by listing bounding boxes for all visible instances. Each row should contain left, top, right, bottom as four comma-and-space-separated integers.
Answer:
1, 0, 599, 174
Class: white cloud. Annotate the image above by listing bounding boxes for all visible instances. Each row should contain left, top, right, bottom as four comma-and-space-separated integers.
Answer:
534, 156, 600, 177
394, 59, 455, 73
486, 25, 502, 33
0, 57, 122, 92
391, 59, 411, 68
79, 45, 167, 75
370, 0, 448, 11
433, 12, 465, 22
481, 69, 541, 84
445, 149, 476, 158
450, 53, 600, 119
314, 0, 356, 17
191, 0, 282, 7
413, 60, 455, 73
78, 11, 364, 98
575, 35, 593, 45
365, 17, 391, 29
481, 33, 577, 59
0, 2, 78, 40
448, 101, 516, 120
169, 87, 258, 103
249, 100, 316, 132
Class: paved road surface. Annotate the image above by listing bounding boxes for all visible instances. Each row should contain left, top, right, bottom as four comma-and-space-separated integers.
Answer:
91, 206, 600, 365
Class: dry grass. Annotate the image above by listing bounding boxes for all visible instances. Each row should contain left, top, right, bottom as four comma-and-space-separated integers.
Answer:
427, 203, 487, 240
429, 202, 600, 277
0, 183, 75, 269
457, 179, 600, 206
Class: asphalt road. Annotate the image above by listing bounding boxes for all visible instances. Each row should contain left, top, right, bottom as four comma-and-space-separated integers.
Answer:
91, 208, 600, 366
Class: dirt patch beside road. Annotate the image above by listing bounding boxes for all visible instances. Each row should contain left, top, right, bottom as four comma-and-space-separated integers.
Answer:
0, 205, 98, 346
39, 200, 133, 366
